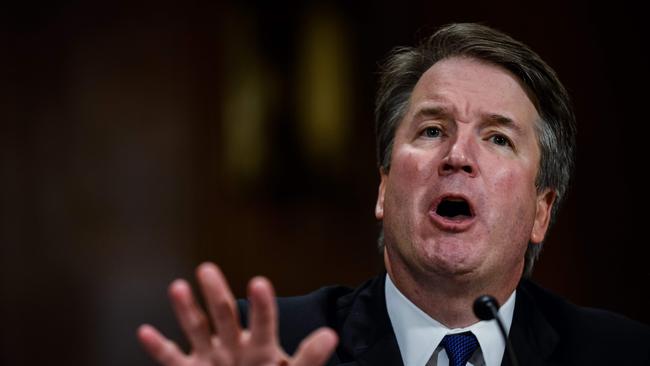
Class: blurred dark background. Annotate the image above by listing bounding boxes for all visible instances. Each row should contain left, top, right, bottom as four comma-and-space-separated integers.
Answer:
2, 0, 648, 365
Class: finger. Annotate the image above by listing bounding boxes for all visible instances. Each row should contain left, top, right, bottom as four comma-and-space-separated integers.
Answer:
248, 276, 278, 346
292, 327, 338, 366
168, 279, 212, 353
137, 324, 188, 366
196, 262, 242, 349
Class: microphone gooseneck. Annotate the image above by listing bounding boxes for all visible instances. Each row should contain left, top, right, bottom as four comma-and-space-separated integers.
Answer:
472, 295, 519, 366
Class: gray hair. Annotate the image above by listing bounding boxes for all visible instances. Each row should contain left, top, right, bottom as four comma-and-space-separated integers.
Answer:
375, 23, 576, 278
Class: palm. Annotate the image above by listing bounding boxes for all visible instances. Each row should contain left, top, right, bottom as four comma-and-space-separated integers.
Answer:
138, 263, 337, 366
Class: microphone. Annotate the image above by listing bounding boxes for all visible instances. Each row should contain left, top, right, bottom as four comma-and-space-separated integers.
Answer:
473, 295, 519, 366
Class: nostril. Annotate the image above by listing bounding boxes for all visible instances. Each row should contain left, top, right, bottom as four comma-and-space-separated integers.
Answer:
440, 162, 474, 175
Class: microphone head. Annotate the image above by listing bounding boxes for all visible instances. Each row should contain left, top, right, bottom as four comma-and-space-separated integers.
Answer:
473, 295, 500, 320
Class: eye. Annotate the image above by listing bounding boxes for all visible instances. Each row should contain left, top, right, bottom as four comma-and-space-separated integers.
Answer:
422, 126, 442, 138
490, 134, 512, 148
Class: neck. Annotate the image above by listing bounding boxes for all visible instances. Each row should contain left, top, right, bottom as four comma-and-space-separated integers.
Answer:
385, 251, 520, 328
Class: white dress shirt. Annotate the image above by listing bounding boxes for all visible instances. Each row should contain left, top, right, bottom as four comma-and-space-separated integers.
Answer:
385, 274, 516, 366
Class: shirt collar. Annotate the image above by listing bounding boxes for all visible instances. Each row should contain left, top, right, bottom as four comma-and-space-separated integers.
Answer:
385, 273, 516, 366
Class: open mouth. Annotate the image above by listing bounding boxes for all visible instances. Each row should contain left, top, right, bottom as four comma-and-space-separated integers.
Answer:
435, 197, 473, 219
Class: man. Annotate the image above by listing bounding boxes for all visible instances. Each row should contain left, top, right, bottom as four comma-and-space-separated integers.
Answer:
138, 23, 650, 365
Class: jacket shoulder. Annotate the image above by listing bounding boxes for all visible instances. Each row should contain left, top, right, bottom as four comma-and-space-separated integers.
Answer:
520, 280, 650, 363
238, 281, 368, 354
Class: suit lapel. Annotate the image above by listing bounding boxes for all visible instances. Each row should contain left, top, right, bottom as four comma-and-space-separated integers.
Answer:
330, 276, 562, 366
501, 280, 560, 366
333, 274, 404, 366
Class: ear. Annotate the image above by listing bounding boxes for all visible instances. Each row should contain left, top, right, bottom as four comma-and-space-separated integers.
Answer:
375, 167, 388, 220
530, 188, 557, 244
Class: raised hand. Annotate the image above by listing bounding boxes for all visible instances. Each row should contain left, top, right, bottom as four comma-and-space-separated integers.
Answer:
137, 263, 338, 366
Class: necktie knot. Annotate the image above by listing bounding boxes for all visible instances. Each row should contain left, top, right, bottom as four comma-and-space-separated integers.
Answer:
441, 332, 479, 366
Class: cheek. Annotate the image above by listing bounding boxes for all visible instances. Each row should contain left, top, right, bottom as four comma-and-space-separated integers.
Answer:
391, 149, 437, 185
483, 166, 538, 261
384, 149, 437, 211
489, 157, 537, 194
489, 164, 538, 221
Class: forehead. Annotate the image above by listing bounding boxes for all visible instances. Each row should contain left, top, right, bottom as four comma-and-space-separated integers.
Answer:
406, 57, 539, 126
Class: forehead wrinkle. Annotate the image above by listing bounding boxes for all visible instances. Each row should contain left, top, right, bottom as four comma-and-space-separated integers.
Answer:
411, 89, 484, 127
412, 103, 453, 122
416, 57, 538, 124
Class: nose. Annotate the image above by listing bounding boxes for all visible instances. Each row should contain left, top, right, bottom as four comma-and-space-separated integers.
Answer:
438, 134, 478, 177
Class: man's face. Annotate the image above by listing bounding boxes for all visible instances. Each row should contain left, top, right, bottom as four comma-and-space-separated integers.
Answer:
376, 57, 555, 284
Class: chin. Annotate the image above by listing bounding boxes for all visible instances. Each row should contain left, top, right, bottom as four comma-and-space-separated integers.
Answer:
417, 244, 480, 278
428, 259, 477, 278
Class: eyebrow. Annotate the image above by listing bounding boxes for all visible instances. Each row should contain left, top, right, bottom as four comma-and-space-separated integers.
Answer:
482, 113, 525, 136
412, 106, 452, 121
413, 106, 525, 134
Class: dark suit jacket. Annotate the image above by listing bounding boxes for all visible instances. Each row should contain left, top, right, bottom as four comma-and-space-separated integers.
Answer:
239, 274, 649, 365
